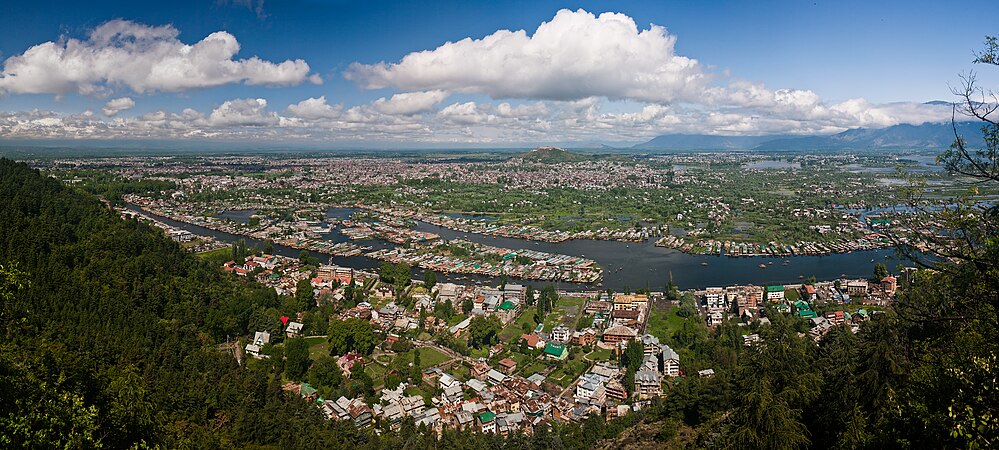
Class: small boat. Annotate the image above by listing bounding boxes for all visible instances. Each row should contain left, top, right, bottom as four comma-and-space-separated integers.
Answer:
759, 264, 767, 269
798, 275, 804, 279
701, 262, 708, 266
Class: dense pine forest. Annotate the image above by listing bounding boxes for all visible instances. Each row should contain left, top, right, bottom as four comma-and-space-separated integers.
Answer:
1, 85, 998, 450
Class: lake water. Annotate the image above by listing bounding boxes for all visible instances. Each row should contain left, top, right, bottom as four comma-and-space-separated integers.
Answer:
133, 205, 911, 290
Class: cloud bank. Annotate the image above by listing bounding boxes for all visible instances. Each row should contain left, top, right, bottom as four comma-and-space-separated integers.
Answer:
0, 19, 319, 96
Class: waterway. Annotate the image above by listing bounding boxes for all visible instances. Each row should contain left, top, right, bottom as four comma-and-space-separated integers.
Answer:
131, 204, 911, 290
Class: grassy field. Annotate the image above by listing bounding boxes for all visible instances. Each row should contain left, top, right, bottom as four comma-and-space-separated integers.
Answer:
416, 347, 451, 367
541, 296, 587, 332
785, 288, 801, 301
196, 247, 231, 260
499, 318, 533, 343
646, 304, 685, 341
306, 336, 329, 359
586, 347, 613, 361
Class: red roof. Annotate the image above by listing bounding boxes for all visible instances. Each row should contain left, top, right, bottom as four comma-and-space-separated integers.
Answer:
520, 334, 541, 347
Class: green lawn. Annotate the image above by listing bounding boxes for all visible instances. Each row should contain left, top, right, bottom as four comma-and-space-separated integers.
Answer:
365, 363, 387, 379
306, 337, 329, 359
499, 319, 533, 343
518, 361, 548, 378
196, 247, 231, 260
646, 304, 685, 341
416, 347, 451, 367
586, 347, 613, 361
785, 289, 801, 302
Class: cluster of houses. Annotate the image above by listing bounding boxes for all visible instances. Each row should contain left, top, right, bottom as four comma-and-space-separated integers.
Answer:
698, 276, 898, 341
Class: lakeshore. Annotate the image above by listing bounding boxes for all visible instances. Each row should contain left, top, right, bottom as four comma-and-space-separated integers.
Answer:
127, 204, 910, 290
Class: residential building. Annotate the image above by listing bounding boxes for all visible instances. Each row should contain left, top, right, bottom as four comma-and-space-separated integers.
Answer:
544, 342, 568, 360
551, 325, 571, 343
602, 325, 638, 343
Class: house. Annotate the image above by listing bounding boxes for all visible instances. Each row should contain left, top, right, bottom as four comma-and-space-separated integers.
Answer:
611, 309, 640, 326
471, 360, 491, 380
698, 369, 715, 378
605, 379, 628, 401
661, 344, 680, 377
766, 285, 785, 301
245, 331, 271, 358
602, 325, 638, 343
503, 284, 525, 303
329, 396, 373, 428
543, 342, 568, 360
449, 316, 472, 337
640, 334, 661, 356
825, 310, 846, 325
337, 352, 363, 375
612, 293, 648, 311
846, 280, 869, 296
551, 325, 571, 343
802, 284, 817, 301
442, 383, 464, 404
704, 287, 725, 309
571, 329, 597, 346
584, 300, 613, 316
466, 378, 488, 395
478, 411, 497, 433
300, 383, 318, 401
519, 333, 545, 350
881, 276, 897, 296
498, 358, 518, 375
487, 369, 507, 385
285, 321, 304, 338
635, 370, 662, 399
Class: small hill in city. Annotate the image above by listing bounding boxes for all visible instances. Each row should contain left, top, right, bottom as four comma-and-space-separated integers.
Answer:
519, 146, 589, 163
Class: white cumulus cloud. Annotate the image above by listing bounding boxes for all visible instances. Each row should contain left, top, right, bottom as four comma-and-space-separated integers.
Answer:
371, 90, 449, 115
208, 98, 279, 127
0, 19, 319, 96
345, 9, 708, 103
102, 97, 135, 116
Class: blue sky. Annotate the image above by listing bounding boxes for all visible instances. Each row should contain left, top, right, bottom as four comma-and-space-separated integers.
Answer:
1, 0, 997, 145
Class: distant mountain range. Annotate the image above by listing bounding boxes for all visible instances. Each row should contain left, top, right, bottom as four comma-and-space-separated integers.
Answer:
634, 121, 983, 151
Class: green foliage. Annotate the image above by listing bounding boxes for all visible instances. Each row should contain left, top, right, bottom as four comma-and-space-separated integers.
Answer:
308, 356, 343, 392
468, 316, 502, 349
327, 318, 378, 356
296, 278, 315, 309
873, 262, 889, 280
285, 338, 311, 381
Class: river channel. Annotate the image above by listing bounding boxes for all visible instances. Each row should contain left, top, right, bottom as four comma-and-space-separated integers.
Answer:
131, 205, 910, 290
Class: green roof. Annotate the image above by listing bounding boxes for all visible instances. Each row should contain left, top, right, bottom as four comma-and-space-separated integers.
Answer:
478, 411, 496, 423
794, 300, 810, 309
799, 310, 817, 318
767, 285, 784, 292
498, 301, 515, 311
544, 342, 566, 356
300, 383, 317, 396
